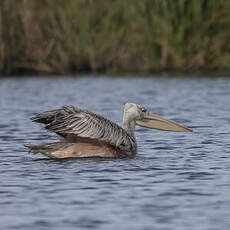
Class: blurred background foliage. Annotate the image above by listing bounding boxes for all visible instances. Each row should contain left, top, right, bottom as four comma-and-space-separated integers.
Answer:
0, 0, 230, 75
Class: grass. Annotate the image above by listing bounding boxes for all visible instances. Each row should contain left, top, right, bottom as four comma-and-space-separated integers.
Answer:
0, 0, 230, 76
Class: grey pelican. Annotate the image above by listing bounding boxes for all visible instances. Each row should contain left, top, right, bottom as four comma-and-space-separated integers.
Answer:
24, 103, 192, 158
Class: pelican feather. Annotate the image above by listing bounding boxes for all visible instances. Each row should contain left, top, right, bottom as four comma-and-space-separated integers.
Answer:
31, 105, 137, 152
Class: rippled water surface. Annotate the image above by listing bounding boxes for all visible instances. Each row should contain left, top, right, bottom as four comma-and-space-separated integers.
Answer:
1, 76, 230, 230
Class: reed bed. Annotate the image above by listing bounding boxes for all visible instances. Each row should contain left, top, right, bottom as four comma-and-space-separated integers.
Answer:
0, 0, 229, 75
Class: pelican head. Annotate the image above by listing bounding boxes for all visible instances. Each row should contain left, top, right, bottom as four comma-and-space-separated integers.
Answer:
123, 103, 192, 134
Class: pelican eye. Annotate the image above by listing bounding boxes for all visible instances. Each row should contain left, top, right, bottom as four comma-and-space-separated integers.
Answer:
141, 107, 147, 112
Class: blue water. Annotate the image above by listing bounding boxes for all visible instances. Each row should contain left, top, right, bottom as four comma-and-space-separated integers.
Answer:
0, 76, 230, 230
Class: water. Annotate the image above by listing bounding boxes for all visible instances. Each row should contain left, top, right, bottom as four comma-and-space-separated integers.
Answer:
0, 76, 230, 230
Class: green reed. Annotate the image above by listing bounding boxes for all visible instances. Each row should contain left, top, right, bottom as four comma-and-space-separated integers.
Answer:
0, 0, 229, 75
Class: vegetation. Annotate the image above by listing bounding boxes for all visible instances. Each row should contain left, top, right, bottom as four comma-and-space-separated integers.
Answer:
0, 0, 230, 75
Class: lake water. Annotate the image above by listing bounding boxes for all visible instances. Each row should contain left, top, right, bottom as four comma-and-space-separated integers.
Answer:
0, 76, 230, 230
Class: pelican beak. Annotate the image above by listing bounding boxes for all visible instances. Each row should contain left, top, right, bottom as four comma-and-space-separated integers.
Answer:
136, 112, 193, 132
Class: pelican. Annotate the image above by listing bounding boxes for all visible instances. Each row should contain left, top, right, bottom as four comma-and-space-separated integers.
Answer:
24, 103, 192, 158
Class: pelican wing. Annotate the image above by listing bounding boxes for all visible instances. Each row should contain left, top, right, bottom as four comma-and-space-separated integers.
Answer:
31, 105, 136, 152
